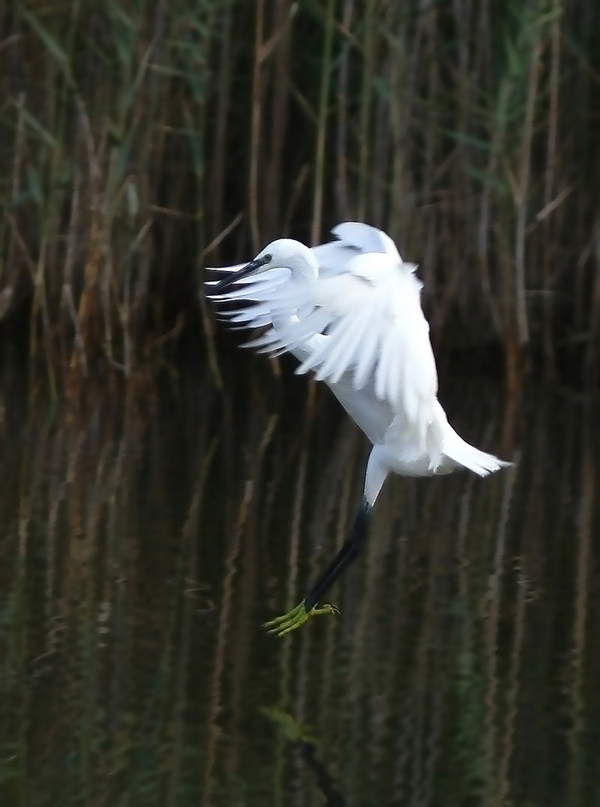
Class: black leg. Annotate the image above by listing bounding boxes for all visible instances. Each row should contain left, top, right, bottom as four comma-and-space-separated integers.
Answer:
263, 497, 373, 636
304, 498, 372, 611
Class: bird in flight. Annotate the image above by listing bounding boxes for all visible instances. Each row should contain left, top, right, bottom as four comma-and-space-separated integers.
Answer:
206, 223, 510, 636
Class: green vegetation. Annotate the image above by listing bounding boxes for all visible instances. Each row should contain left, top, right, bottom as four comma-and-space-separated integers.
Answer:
0, 379, 598, 805
1, 1, 599, 390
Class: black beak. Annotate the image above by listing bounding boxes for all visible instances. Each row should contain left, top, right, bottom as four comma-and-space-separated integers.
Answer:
212, 255, 270, 292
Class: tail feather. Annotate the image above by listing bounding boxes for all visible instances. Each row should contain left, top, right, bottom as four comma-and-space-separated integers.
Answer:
443, 428, 512, 477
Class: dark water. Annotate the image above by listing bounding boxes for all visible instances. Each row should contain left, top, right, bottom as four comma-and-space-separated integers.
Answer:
0, 367, 599, 806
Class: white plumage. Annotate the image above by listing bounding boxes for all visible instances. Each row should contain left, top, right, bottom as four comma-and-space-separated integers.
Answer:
206, 222, 509, 509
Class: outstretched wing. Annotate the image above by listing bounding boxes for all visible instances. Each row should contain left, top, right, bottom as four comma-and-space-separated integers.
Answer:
205, 225, 437, 426
205, 223, 404, 342
248, 251, 438, 422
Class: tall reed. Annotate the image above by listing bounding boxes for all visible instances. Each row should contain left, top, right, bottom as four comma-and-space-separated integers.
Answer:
0, 1, 598, 390
0, 375, 598, 805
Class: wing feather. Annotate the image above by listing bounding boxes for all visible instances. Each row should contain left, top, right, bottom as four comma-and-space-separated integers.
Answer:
289, 252, 438, 433
375, 326, 397, 402
331, 222, 402, 261
205, 226, 437, 436
315, 308, 370, 383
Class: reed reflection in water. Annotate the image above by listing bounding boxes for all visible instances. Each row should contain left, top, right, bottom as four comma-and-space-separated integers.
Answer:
0, 372, 598, 806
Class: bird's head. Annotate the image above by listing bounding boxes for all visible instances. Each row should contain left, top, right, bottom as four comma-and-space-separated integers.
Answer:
212, 238, 317, 291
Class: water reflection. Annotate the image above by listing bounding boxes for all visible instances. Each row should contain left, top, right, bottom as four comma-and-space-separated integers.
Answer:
0, 371, 598, 806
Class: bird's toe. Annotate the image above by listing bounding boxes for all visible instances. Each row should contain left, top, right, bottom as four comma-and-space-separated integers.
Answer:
263, 600, 339, 637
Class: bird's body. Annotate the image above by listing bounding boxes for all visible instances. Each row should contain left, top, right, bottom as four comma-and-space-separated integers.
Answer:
207, 222, 510, 635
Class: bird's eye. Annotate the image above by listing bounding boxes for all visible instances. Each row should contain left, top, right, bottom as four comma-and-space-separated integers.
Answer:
263, 253, 272, 262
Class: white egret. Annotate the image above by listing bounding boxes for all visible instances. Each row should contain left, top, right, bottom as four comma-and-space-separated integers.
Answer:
206, 223, 510, 636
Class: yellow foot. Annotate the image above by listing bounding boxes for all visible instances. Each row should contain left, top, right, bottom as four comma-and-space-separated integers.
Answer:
263, 600, 340, 638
